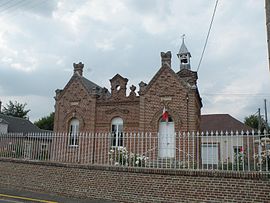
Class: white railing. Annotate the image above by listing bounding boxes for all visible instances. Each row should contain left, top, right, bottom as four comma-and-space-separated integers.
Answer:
0, 131, 269, 172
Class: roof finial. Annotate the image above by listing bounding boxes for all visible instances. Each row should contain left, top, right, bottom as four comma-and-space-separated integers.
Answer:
181, 34, 185, 43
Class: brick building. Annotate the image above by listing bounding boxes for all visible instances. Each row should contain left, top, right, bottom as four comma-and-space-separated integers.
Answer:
53, 40, 202, 161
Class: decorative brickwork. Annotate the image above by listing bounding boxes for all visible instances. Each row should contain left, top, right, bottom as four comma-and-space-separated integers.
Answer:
54, 51, 202, 134
0, 159, 270, 203
53, 50, 202, 163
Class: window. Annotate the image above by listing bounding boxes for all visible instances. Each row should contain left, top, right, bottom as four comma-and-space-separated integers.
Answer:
201, 143, 219, 165
180, 54, 188, 64
116, 85, 121, 91
41, 143, 48, 151
69, 118, 79, 146
233, 146, 244, 168
266, 143, 270, 151
111, 117, 123, 147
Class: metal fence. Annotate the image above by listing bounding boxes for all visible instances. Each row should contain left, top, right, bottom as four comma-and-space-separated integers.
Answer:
0, 131, 269, 172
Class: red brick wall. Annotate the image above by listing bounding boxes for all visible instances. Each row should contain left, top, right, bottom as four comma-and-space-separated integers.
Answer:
140, 67, 189, 132
0, 158, 269, 203
54, 65, 201, 134
53, 61, 202, 164
54, 77, 97, 132
95, 100, 140, 132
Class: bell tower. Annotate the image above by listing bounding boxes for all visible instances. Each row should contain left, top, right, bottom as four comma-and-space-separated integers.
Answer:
177, 35, 191, 70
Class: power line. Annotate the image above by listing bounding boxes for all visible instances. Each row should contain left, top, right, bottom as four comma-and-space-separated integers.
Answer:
0, 0, 35, 15
197, 0, 219, 72
0, 0, 48, 20
252, 110, 259, 116
0, 0, 14, 8
0, 0, 25, 13
201, 93, 270, 96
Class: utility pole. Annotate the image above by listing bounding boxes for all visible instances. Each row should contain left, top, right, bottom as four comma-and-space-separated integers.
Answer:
258, 108, 261, 131
265, 99, 269, 132
266, 0, 270, 71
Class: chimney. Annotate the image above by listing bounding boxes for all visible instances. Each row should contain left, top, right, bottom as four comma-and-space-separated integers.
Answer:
161, 51, 171, 68
138, 81, 147, 95
0, 100, 2, 113
73, 62, 84, 76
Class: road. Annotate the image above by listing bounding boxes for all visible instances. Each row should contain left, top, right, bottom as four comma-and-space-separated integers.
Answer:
0, 186, 117, 203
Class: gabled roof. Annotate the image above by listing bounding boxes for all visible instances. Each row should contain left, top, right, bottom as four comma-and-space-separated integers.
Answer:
110, 74, 128, 82
57, 73, 109, 101
0, 114, 42, 133
142, 66, 189, 95
200, 114, 253, 132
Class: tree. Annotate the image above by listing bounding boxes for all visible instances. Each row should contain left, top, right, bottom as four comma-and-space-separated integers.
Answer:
34, 112, 54, 131
244, 114, 269, 132
2, 101, 30, 119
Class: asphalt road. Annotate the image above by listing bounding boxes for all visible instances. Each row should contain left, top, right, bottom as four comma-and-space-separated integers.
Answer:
0, 186, 117, 203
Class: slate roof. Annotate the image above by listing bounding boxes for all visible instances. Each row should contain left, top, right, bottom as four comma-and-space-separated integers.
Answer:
81, 76, 104, 95
0, 114, 43, 133
178, 40, 190, 55
200, 114, 253, 132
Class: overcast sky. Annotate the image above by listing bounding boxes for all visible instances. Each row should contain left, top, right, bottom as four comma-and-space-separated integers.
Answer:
0, 0, 269, 123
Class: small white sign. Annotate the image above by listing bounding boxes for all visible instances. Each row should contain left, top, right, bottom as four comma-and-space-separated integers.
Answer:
161, 97, 172, 101
70, 102, 79, 106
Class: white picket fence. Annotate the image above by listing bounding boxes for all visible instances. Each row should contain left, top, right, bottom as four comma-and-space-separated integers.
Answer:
0, 131, 269, 172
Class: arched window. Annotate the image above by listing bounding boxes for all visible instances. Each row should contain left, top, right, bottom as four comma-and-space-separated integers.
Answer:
111, 117, 123, 147
69, 118, 79, 146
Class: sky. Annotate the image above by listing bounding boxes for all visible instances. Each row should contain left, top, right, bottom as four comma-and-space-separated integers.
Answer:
0, 0, 269, 123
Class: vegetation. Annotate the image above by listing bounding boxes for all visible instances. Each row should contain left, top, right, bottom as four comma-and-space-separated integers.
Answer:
0, 144, 24, 158
254, 138, 270, 171
108, 147, 148, 167
34, 112, 54, 131
244, 114, 269, 132
2, 100, 30, 119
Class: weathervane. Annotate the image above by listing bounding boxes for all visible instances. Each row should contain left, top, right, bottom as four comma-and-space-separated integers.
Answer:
181, 34, 185, 43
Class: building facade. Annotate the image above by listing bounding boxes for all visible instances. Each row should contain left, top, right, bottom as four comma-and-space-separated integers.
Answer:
54, 40, 202, 134
53, 40, 202, 162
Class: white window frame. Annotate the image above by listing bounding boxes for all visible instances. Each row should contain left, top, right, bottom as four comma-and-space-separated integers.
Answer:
111, 117, 123, 147
201, 143, 219, 165
69, 118, 79, 146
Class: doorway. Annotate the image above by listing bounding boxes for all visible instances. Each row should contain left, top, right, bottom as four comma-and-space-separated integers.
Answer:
158, 116, 175, 158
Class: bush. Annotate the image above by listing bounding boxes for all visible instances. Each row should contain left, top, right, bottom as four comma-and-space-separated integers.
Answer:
254, 142, 270, 171
108, 147, 148, 167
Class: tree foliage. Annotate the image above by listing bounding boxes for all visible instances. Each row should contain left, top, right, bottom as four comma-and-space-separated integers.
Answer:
34, 112, 54, 131
2, 101, 30, 119
244, 114, 268, 131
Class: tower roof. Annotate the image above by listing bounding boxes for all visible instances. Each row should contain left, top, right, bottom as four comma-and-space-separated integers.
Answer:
178, 38, 190, 56
177, 36, 191, 70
